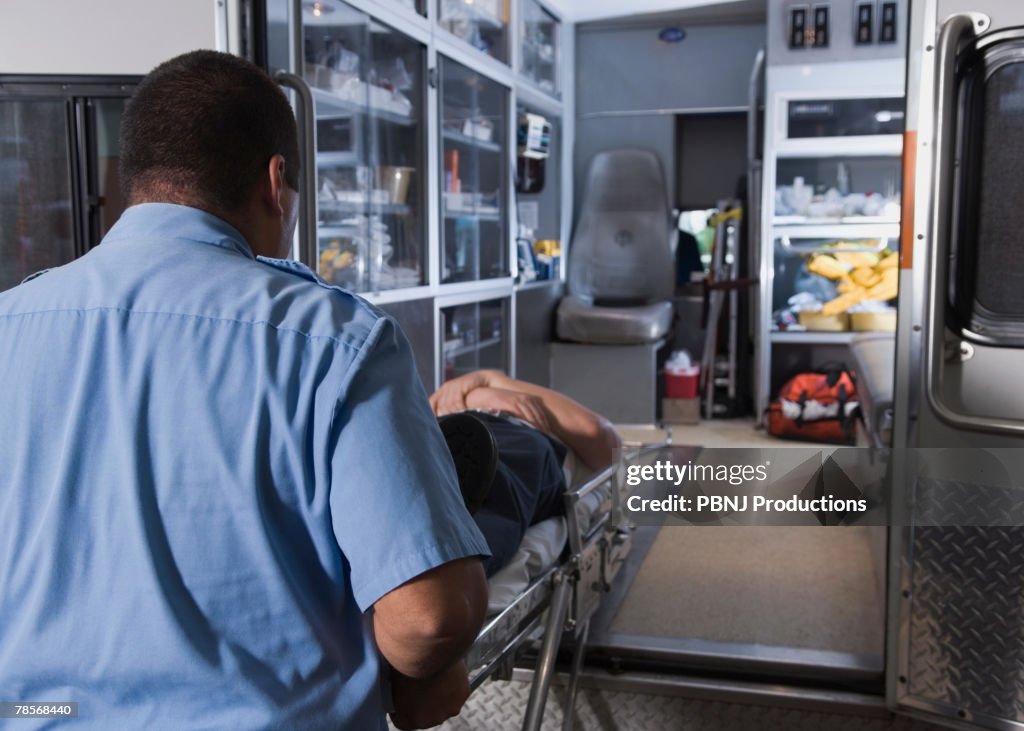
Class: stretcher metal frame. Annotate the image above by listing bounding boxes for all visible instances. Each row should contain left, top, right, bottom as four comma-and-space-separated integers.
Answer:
464, 458, 632, 731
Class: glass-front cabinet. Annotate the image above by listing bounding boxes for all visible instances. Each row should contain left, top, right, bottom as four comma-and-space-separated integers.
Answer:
438, 0, 508, 63
390, 0, 425, 16
439, 56, 510, 284
440, 297, 510, 383
515, 104, 560, 282
773, 155, 901, 225
264, 0, 566, 387
770, 230, 899, 337
759, 89, 904, 413
519, 0, 559, 97
300, 1, 427, 293
0, 83, 132, 294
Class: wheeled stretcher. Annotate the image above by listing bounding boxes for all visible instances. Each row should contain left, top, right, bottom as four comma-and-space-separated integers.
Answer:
463, 457, 633, 731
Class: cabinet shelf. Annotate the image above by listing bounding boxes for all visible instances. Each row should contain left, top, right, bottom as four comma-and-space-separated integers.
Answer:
444, 335, 503, 359
444, 208, 502, 221
772, 215, 900, 227
442, 129, 502, 153
774, 135, 903, 158
770, 331, 859, 345
773, 222, 901, 242
312, 87, 415, 127
318, 201, 412, 218
317, 151, 359, 167
440, 4, 503, 29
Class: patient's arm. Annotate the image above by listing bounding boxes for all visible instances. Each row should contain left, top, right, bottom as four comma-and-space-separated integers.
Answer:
431, 370, 620, 470
463, 386, 554, 434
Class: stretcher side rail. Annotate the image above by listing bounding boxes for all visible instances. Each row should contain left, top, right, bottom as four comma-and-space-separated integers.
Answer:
467, 565, 560, 689
462, 457, 632, 731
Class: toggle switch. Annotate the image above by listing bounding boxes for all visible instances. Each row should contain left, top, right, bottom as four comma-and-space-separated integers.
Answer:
879, 1, 897, 43
813, 4, 830, 48
855, 2, 873, 45
790, 6, 808, 48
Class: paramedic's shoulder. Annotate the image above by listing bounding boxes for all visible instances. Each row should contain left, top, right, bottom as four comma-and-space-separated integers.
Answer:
257, 256, 491, 674
254, 255, 389, 349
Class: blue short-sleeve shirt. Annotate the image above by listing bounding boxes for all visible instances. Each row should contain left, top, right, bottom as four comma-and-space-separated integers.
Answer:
0, 203, 489, 730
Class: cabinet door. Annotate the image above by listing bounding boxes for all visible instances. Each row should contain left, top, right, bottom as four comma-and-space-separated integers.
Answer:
300, 2, 427, 293
438, 56, 509, 284
0, 90, 131, 294
386, 0, 425, 17
519, 0, 559, 97
438, 0, 508, 64
773, 155, 901, 225
379, 297, 435, 390
0, 98, 76, 292
771, 233, 898, 332
515, 105, 559, 282
440, 297, 509, 383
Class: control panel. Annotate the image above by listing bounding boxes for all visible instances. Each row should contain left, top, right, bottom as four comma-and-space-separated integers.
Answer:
771, 0, 906, 63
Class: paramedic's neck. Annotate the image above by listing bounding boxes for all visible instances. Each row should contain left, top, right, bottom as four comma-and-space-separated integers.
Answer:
127, 155, 297, 260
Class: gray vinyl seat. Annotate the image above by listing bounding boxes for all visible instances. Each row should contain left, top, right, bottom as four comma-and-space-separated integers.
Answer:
556, 148, 674, 345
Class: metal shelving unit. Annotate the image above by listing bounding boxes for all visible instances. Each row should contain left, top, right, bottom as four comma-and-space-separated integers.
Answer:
770, 331, 858, 344
442, 128, 504, 152
310, 87, 416, 126
269, 0, 569, 390
756, 55, 907, 415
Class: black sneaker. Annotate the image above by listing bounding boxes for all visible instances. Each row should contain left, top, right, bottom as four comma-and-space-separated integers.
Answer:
438, 412, 499, 515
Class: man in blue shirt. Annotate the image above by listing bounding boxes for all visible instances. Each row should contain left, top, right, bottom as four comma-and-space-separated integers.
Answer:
0, 51, 489, 730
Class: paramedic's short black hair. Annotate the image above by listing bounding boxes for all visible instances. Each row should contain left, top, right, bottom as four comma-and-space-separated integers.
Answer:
120, 50, 300, 212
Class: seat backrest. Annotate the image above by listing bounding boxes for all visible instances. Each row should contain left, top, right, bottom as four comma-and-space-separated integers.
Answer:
568, 148, 674, 304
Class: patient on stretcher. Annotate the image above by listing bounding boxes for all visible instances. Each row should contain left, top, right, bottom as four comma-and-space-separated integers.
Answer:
430, 371, 620, 576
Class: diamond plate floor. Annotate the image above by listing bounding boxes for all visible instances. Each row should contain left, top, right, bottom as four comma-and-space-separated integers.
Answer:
422, 678, 952, 731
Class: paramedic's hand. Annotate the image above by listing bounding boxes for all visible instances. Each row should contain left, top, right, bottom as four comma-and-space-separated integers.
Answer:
389, 659, 471, 730
464, 386, 554, 434
429, 371, 494, 415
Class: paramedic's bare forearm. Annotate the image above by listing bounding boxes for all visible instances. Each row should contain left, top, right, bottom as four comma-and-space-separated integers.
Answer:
389, 659, 471, 730
373, 557, 487, 678
475, 370, 620, 469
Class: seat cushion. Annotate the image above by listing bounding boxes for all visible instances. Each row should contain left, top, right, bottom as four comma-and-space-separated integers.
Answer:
849, 332, 895, 447
556, 295, 673, 344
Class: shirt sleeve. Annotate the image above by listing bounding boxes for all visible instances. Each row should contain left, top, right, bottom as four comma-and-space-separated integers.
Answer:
328, 316, 491, 611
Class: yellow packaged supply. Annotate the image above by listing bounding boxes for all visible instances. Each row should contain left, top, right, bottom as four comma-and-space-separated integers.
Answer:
877, 251, 899, 269
851, 310, 897, 331
799, 310, 850, 331
850, 266, 882, 288
822, 291, 866, 316
807, 255, 850, 280
833, 251, 880, 269
865, 267, 899, 301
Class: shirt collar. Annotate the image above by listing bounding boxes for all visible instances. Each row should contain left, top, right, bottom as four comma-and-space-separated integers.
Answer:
103, 203, 256, 259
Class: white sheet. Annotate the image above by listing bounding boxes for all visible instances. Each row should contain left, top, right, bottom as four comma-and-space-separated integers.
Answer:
486, 517, 566, 615
484, 471, 617, 615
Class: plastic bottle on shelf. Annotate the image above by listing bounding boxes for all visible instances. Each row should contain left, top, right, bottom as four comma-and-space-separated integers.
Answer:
791, 176, 813, 217
837, 162, 850, 196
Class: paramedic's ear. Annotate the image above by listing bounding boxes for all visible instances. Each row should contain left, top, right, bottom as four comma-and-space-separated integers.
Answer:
264, 153, 298, 258
264, 154, 289, 218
